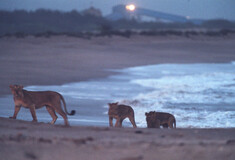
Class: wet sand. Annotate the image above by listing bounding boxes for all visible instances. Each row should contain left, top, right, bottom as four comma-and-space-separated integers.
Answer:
1, 35, 235, 96
0, 35, 235, 160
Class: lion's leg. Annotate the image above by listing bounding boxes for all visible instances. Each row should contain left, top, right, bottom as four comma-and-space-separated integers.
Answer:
109, 116, 113, 127
168, 117, 174, 129
155, 119, 160, 128
162, 123, 168, 128
128, 116, 137, 128
168, 122, 173, 128
10, 105, 21, 119
46, 106, 58, 124
173, 118, 176, 128
119, 118, 124, 127
114, 117, 120, 127
54, 108, 69, 126
29, 105, 38, 122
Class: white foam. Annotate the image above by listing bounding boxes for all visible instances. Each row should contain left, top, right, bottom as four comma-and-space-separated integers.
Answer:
119, 63, 235, 128
19, 63, 235, 128
131, 72, 235, 104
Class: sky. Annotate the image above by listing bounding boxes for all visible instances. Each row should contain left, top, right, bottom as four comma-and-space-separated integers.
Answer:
0, 0, 234, 20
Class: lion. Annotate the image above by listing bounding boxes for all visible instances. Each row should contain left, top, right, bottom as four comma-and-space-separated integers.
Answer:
145, 111, 176, 129
108, 102, 137, 128
9, 85, 75, 126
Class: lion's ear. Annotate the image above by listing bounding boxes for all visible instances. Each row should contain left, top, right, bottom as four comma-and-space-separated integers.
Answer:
145, 112, 148, 116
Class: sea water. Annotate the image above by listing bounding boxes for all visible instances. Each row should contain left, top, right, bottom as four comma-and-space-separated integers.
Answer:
0, 62, 234, 128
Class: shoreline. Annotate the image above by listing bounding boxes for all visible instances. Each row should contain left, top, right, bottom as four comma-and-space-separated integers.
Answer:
2, 62, 235, 128
1, 35, 235, 160
1, 35, 235, 96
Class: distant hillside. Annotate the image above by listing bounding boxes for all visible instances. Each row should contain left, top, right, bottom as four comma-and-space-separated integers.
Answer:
0, 9, 235, 36
0, 9, 108, 35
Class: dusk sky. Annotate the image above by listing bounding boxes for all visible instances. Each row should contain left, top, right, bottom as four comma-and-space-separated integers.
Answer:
0, 0, 234, 20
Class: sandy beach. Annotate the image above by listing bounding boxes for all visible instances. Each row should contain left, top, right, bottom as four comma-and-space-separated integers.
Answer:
0, 117, 235, 160
1, 34, 235, 159
1, 35, 235, 96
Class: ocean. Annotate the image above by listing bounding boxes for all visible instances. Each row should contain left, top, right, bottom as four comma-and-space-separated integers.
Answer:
1, 62, 235, 128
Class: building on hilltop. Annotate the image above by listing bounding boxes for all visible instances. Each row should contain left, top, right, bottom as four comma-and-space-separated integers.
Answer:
106, 4, 204, 24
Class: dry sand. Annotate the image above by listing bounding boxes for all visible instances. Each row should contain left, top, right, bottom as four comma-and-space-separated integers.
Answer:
1, 35, 235, 96
0, 35, 235, 160
0, 117, 235, 160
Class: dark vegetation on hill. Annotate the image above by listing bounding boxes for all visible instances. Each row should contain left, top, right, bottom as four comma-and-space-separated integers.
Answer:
0, 9, 235, 38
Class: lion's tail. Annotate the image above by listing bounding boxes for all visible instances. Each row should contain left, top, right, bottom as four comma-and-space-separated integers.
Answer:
60, 94, 76, 116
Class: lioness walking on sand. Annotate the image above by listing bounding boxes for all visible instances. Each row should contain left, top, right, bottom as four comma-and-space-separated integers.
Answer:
9, 85, 75, 126
108, 102, 137, 128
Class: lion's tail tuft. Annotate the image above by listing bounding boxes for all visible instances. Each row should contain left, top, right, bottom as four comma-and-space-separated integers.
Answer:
69, 110, 76, 115
60, 94, 76, 116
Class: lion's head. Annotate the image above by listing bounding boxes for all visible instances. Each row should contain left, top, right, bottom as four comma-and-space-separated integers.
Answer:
9, 85, 24, 97
108, 102, 119, 108
145, 111, 160, 128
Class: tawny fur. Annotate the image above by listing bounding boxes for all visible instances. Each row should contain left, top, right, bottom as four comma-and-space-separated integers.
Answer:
145, 111, 176, 129
108, 102, 137, 128
9, 85, 75, 126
